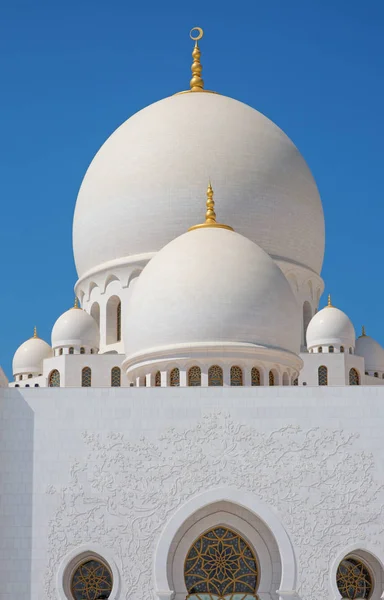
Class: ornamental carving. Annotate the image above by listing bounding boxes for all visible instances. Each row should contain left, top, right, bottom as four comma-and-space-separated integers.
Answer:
44, 413, 384, 600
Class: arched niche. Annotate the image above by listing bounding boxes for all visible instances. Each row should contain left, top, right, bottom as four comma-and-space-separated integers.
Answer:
154, 488, 297, 600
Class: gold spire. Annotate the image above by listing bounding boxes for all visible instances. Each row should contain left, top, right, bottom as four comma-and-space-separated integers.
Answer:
33, 326, 38, 339
361, 325, 366, 337
189, 183, 234, 232
73, 296, 79, 309
189, 27, 204, 91
327, 294, 332, 307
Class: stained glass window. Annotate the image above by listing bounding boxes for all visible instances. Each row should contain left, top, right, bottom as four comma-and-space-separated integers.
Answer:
116, 301, 121, 342
170, 368, 180, 387
184, 527, 259, 599
82, 367, 92, 387
155, 371, 161, 387
318, 347, 322, 353
251, 367, 260, 386
208, 365, 223, 386
329, 345, 334, 353
230, 366, 243, 386
48, 369, 60, 387
318, 365, 328, 386
111, 367, 121, 387
69, 347, 74, 355
71, 558, 113, 600
80, 347, 85, 355
340, 346, 345, 353
349, 368, 359, 386
336, 557, 372, 599
188, 366, 201, 386
269, 371, 275, 386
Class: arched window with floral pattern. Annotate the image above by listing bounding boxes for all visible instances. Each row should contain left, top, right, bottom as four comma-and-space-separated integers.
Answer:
71, 556, 113, 599
111, 367, 121, 387
251, 367, 260, 386
48, 369, 60, 387
318, 365, 328, 386
170, 368, 180, 387
208, 365, 223, 386
336, 556, 373, 599
269, 371, 275, 386
81, 367, 92, 387
188, 366, 201, 386
155, 371, 161, 387
349, 368, 360, 386
184, 526, 259, 599
230, 366, 243, 386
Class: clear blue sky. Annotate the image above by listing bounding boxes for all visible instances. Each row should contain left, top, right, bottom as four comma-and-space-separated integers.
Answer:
0, 0, 383, 378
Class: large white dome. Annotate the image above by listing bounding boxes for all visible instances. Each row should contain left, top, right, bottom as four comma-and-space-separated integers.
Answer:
73, 92, 325, 279
51, 307, 99, 350
124, 226, 301, 363
355, 333, 384, 373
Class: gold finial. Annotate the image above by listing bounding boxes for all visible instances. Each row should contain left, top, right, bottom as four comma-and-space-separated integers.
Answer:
73, 296, 79, 309
33, 326, 38, 339
189, 183, 234, 232
327, 294, 332, 307
189, 27, 204, 92
362, 325, 366, 337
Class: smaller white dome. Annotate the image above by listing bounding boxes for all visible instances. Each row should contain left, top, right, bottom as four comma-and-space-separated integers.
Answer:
355, 333, 384, 373
13, 334, 53, 376
306, 302, 355, 350
51, 307, 99, 350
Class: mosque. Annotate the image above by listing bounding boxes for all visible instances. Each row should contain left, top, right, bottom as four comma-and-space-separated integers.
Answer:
1, 27, 384, 600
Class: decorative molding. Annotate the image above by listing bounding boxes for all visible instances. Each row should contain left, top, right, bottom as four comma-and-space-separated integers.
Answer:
44, 412, 384, 600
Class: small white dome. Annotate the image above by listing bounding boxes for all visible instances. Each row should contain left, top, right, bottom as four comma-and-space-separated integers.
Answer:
124, 226, 301, 362
73, 92, 324, 279
13, 335, 53, 376
51, 307, 99, 350
306, 304, 355, 350
355, 333, 384, 373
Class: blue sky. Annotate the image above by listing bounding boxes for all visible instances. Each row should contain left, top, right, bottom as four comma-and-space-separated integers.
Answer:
0, 0, 383, 377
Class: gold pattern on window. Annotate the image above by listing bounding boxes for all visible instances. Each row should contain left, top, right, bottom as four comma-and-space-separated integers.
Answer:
111, 367, 121, 387
318, 365, 328, 386
117, 301, 121, 342
251, 367, 260, 386
48, 369, 60, 387
269, 371, 275, 386
349, 368, 359, 386
71, 558, 113, 600
208, 365, 223, 386
82, 367, 92, 387
336, 557, 372, 599
155, 371, 161, 387
184, 526, 259, 599
170, 367, 180, 387
230, 366, 243, 386
188, 366, 201, 386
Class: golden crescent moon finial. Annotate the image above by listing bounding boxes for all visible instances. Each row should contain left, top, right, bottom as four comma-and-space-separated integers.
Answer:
190, 27, 204, 41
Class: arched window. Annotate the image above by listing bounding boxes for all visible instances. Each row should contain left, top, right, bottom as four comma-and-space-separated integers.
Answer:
90, 301, 100, 329
28, 374, 32, 379
336, 556, 372, 599
208, 365, 223, 386
155, 371, 161, 387
69, 347, 74, 355
251, 367, 260, 386
349, 347, 353, 354
111, 367, 121, 387
106, 296, 121, 345
71, 557, 113, 600
188, 366, 201, 386
230, 365, 243, 386
318, 346, 322, 353
59, 348, 63, 356
329, 345, 334, 353
184, 526, 259, 599
374, 372, 379, 378
81, 367, 92, 387
318, 365, 328, 386
349, 368, 360, 386
340, 346, 344, 353
48, 370, 60, 387
170, 367, 180, 387
269, 370, 275, 386
293, 378, 299, 386
90, 349, 94, 354
80, 347, 85, 354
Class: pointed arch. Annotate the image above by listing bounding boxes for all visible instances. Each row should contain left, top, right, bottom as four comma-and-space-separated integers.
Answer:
81, 367, 92, 387
48, 369, 60, 387
230, 365, 243, 386
188, 366, 201, 387
170, 368, 180, 387
318, 365, 328, 386
251, 367, 261, 386
208, 365, 223, 386
349, 368, 360, 386
111, 367, 121, 387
